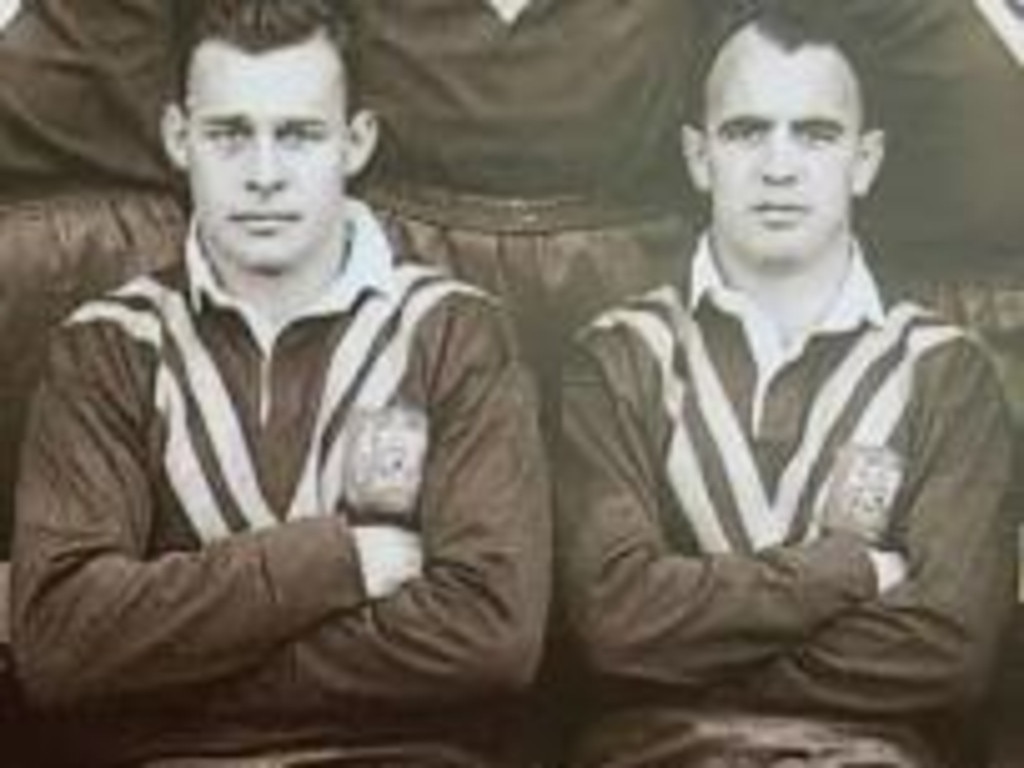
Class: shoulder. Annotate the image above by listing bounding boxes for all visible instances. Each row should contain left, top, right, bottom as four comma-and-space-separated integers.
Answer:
384, 266, 521, 379
883, 301, 1009, 417
48, 269, 186, 391
568, 285, 682, 407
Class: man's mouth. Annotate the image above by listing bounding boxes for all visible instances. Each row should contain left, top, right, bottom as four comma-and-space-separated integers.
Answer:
232, 212, 300, 223
230, 212, 300, 234
753, 203, 807, 227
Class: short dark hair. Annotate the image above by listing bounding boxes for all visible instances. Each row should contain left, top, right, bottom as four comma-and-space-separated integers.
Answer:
175, 0, 352, 99
687, 0, 880, 129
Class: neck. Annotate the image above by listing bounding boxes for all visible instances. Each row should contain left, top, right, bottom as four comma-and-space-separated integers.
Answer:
208, 221, 349, 335
712, 235, 852, 346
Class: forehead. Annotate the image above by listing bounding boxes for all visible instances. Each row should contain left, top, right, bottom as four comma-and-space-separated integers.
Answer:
704, 27, 863, 126
187, 34, 346, 118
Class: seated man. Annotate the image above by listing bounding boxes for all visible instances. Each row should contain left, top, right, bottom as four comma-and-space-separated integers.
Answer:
11, 1, 550, 765
557, 1, 1016, 766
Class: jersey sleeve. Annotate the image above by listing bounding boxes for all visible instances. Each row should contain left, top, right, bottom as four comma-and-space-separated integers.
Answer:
12, 319, 368, 707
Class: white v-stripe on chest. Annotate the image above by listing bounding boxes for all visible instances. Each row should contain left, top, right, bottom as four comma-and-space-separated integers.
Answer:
483, 0, 532, 24
596, 292, 961, 554
0, 0, 22, 31
976, 0, 1024, 67
68, 269, 482, 544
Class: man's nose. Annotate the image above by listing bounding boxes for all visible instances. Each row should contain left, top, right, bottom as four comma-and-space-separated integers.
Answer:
760, 132, 800, 184
245, 136, 286, 196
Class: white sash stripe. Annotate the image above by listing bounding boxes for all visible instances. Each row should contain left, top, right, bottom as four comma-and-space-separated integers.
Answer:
288, 266, 439, 519
669, 428, 734, 554
68, 301, 163, 348
354, 282, 485, 412
594, 309, 733, 553
155, 366, 232, 542
652, 290, 779, 550
70, 292, 237, 540
849, 325, 963, 447
976, 0, 1024, 68
119, 278, 278, 531
805, 324, 964, 540
771, 304, 926, 537
319, 280, 483, 515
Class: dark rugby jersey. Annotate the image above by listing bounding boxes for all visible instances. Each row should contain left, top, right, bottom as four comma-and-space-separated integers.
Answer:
558, 272, 1015, 761
0, 0, 178, 192
11, 209, 550, 762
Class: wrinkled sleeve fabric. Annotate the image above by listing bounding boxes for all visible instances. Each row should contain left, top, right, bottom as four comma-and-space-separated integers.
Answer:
197, 297, 551, 716
733, 339, 1016, 715
556, 326, 876, 689
0, 0, 177, 186
12, 321, 367, 707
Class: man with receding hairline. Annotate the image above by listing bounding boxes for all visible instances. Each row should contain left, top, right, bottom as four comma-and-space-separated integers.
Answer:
557, 2, 1015, 766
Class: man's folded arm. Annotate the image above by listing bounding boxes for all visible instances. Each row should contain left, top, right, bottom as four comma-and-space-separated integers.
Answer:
557, 333, 877, 690
11, 327, 370, 708
193, 300, 552, 715
732, 341, 1017, 715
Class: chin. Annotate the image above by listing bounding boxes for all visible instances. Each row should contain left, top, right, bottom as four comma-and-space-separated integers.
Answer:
248, 259, 299, 277
744, 247, 813, 274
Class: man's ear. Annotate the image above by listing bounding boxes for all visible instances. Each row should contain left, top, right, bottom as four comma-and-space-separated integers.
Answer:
682, 124, 711, 194
343, 109, 379, 179
852, 128, 885, 198
161, 103, 190, 172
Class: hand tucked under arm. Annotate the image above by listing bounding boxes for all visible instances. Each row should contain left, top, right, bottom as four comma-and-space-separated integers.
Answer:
352, 525, 424, 599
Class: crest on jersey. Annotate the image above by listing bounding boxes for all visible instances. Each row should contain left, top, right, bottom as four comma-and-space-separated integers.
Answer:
0, 0, 22, 33
977, 0, 1024, 67
343, 404, 430, 518
483, 0, 532, 25
822, 445, 905, 544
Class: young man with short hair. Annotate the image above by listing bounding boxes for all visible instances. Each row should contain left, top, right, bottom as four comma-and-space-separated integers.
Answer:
11, 1, 550, 765
557, 2, 1016, 766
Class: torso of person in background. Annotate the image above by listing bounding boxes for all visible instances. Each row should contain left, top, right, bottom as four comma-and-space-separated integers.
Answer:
0, 0, 181, 197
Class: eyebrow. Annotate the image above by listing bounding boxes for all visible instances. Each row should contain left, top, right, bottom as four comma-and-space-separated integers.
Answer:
715, 115, 770, 135
792, 117, 846, 135
277, 118, 329, 130
198, 115, 250, 129
714, 115, 847, 135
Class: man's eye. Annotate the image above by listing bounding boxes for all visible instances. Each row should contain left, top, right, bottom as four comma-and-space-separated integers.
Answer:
719, 121, 767, 143
799, 124, 843, 146
277, 124, 326, 149
204, 126, 250, 152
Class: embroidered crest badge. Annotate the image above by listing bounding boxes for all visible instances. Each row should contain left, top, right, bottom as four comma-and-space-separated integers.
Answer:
343, 404, 430, 518
484, 0, 532, 25
0, 0, 23, 33
821, 444, 904, 544
976, 0, 1024, 68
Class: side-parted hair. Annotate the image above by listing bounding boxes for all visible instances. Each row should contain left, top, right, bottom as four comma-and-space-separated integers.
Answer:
687, 0, 881, 130
175, 0, 352, 99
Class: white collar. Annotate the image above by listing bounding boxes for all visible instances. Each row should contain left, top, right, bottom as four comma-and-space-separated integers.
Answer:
185, 198, 395, 348
687, 234, 886, 434
688, 234, 885, 336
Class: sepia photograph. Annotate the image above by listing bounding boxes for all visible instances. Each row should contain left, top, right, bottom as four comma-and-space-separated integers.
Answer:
0, 1, 1022, 766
